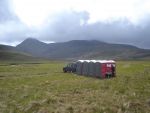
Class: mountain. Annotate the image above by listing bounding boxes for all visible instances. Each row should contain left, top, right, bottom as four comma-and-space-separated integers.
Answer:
15, 38, 150, 60
0, 44, 35, 61
16, 38, 49, 56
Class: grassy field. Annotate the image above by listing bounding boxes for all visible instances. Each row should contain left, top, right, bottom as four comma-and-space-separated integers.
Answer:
0, 61, 150, 113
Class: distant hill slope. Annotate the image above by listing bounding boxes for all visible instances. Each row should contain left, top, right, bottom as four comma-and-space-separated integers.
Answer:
0, 44, 35, 61
0, 51, 36, 61
15, 38, 150, 60
0, 44, 15, 51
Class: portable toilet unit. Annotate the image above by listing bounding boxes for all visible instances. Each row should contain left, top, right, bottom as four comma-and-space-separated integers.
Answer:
82, 60, 90, 76
89, 61, 93, 76
82, 61, 86, 75
86, 60, 91, 76
76, 60, 84, 75
88, 60, 96, 76
94, 60, 116, 78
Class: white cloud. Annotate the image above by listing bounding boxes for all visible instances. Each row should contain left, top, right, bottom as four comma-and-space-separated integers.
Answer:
12, 0, 150, 27
1, 0, 150, 48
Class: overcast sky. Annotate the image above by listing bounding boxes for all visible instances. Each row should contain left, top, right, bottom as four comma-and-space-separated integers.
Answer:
0, 0, 150, 48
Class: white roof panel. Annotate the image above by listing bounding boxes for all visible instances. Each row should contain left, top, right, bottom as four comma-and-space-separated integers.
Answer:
96, 60, 115, 63
77, 60, 115, 63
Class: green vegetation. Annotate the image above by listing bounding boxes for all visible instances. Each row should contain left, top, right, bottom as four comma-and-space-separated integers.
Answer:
0, 51, 36, 61
0, 61, 150, 113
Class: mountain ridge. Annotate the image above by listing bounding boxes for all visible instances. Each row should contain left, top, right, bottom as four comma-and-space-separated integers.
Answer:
15, 38, 150, 60
0, 38, 150, 60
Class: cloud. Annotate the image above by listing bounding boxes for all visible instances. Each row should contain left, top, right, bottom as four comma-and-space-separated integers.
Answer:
0, 0, 31, 45
36, 11, 150, 49
0, 0, 150, 49
12, 0, 150, 26
38, 11, 90, 40
0, 0, 17, 22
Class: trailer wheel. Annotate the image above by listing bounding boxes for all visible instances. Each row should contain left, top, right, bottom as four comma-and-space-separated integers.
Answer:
106, 74, 110, 78
63, 70, 67, 73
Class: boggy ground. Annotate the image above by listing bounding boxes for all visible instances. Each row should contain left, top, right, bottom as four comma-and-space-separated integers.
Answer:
0, 61, 150, 113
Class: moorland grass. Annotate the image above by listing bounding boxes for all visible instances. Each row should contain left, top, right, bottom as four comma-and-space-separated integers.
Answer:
0, 61, 150, 113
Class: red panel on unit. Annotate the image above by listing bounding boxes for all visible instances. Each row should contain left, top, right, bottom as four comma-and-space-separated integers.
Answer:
101, 63, 106, 78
